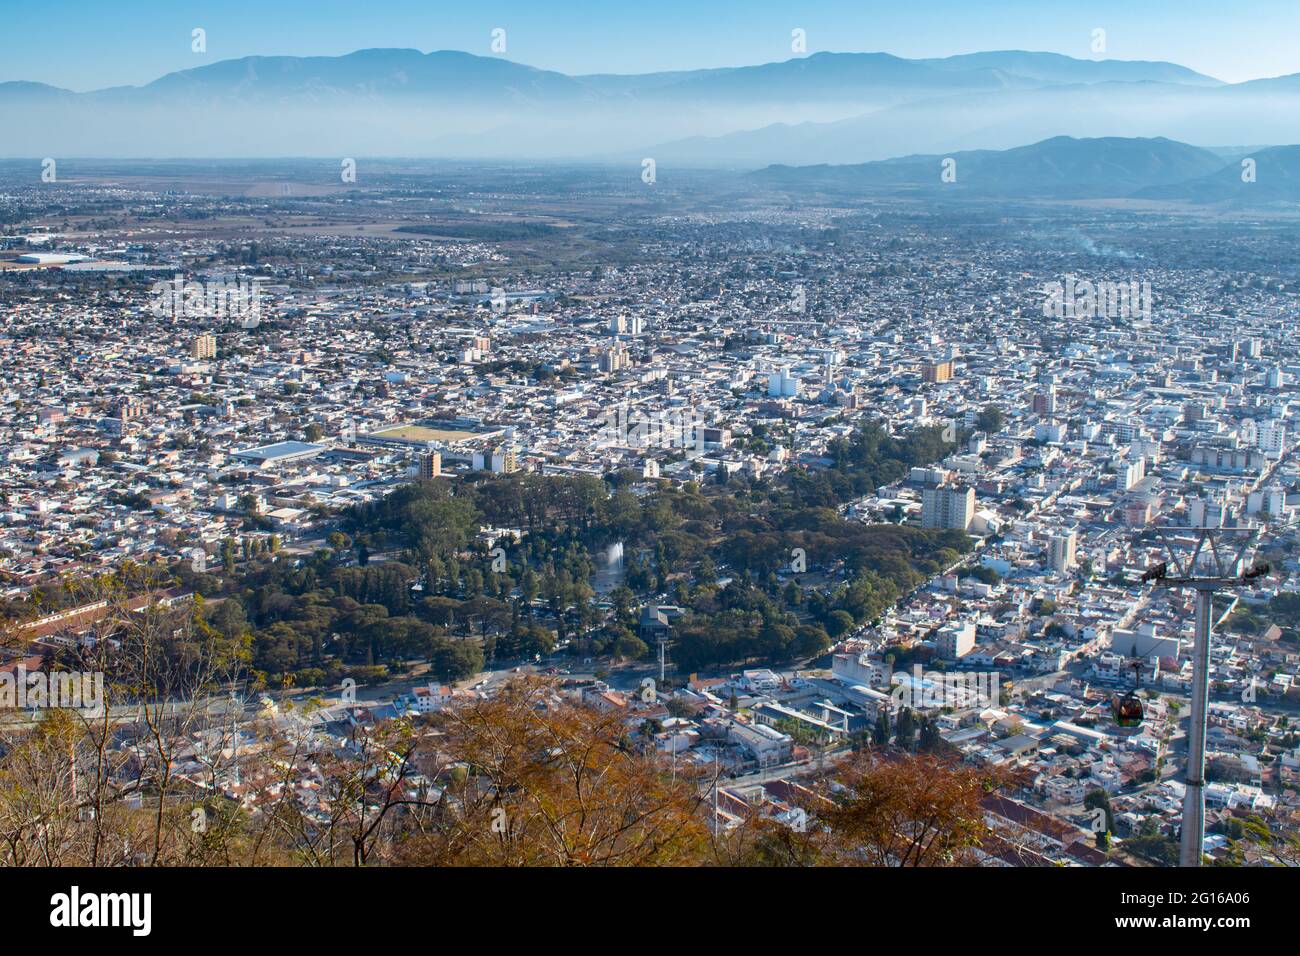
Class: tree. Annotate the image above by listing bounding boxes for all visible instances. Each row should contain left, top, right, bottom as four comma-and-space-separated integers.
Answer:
873, 710, 891, 747
431, 638, 484, 683
895, 708, 918, 751
0, 569, 250, 866
397, 680, 713, 866
611, 630, 649, 661
826, 610, 856, 638
1084, 788, 1114, 834
793, 624, 831, 659
918, 717, 943, 753
732, 751, 1005, 867
974, 405, 1005, 434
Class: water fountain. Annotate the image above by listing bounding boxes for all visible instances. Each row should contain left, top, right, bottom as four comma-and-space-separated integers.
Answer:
595, 541, 625, 594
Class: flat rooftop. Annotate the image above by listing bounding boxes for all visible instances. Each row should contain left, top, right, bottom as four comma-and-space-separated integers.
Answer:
232, 440, 326, 463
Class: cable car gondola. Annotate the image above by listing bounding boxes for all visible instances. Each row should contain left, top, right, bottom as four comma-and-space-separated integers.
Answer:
1112, 660, 1145, 728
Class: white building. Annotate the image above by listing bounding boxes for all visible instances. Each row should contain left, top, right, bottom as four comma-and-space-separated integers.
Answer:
922, 483, 974, 531
405, 684, 454, 713
1258, 419, 1286, 460
1048, 530, 1077, 573
767, 366, 799, 398
936, 619, 976, 660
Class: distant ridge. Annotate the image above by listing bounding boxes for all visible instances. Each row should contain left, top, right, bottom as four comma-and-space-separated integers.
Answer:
1, 46, 1296, 161
7, 47, 1222, 102
1134, 144, 1300, 203
753, 136, 1230, 199
915, 50, 1222, 87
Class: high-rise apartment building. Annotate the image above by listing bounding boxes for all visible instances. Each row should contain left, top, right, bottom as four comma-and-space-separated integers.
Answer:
419, 451, 441, 480
599, 346, 630, 373
921, 482, 974, 531
191, 333, 217, 360
473, 446, 518, 474
1033, 384, 1057, 417
1258, 419, 1286, 460
767, 366, 799, 398
1048, 530, 1077, 572
922, 360, 953, 384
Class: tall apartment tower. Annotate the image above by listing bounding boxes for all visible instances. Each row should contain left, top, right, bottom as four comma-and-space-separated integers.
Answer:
1048, 530, 1077, 573
191, 333, 217, 360
1187, 495, 1226, 528
599, 346, 630, 373
922, 360, 954, 384
767, 366, 799, 398
473, 446, 518, 474
1033, 384, 1057, 417
419, 451, 442, 480
1258, 420, 1286, 460
921, 483, 974, 531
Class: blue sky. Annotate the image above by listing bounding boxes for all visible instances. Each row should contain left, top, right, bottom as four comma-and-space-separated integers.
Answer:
3, 0, 1298, 89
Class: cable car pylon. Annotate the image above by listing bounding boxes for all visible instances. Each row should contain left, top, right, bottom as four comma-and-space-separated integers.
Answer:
1141, 525, 1268, 867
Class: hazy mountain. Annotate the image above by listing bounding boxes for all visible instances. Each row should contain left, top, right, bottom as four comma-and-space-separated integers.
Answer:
0, 46, 1287, 160
1228, 73, 1300, 93
620, 52, 1026, 104
34, 46, 1218, 106
118, 48, 596, 105
585, 50, 1219, 101
651, 80, 1300, 167
574, 68, 729, 95
1134, 144, 1300, 204
917, 51, 1222, 87
0, 81, 78, 104
753, 136, 1229, 198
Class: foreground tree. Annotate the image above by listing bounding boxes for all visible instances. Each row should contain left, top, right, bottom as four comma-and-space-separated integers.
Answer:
815, 752, 1000, 865
725, 750, 1003, 867
395, 680, 714, 866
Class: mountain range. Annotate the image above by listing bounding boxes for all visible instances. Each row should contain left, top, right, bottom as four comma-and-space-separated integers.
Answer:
2, 47, 1300, 171
754, 136, 1300, 206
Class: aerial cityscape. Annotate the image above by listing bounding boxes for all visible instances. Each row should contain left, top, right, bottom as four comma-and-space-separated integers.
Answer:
1, 1, 1296, 924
